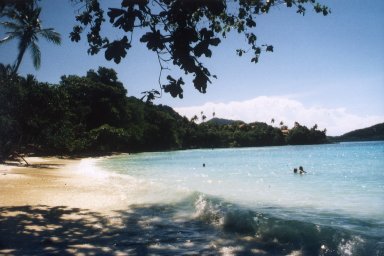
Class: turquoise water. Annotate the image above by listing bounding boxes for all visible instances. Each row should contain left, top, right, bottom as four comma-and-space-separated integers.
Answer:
97, 141, 384, 255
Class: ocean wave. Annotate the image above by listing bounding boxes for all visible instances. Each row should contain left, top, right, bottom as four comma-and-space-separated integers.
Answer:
182, 192, 384, 256
97, 151, 384, 255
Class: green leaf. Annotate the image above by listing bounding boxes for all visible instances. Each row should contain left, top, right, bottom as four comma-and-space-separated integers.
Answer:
104, 36, 131, 64
140, 30, 164, 51
163, 76, 184, 98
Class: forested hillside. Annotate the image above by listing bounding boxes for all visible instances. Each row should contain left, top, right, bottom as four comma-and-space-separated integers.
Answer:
0, 66, 327, 160
330, 123, 384, 142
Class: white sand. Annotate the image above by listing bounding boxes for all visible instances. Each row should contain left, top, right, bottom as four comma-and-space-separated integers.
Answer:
0, 156, 127, 211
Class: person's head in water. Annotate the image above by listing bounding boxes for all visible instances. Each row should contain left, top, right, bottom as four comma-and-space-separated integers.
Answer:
299, 166, 306, 174
293, 168, 298, 173
203, 163, 205, 167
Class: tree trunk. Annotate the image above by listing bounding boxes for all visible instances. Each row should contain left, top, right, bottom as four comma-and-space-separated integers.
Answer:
13, 45, 27, 73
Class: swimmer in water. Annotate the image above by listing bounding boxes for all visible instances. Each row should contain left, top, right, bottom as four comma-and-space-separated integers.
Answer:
299, 166, 306, 174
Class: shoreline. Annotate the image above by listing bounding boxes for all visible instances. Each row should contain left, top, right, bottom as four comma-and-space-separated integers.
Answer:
0, 156, 128, 211
1, 149, 382, 255
0, 155, 275, 256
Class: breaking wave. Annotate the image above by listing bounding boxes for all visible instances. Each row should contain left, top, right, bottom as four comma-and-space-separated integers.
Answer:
181, 192, 384, 256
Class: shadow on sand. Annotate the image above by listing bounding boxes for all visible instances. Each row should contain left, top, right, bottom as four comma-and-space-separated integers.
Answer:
0, 204, 297, 256
2, 161, 65, 170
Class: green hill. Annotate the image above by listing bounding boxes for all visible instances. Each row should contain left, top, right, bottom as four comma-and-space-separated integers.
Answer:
331, 123, 384, 142
206, 117, 244, 126
0, 67, 332, 159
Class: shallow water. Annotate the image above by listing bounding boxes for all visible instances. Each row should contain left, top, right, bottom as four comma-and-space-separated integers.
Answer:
95, 141, 384, 255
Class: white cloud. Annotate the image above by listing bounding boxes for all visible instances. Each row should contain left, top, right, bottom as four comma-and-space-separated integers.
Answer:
174, 96, 384, 136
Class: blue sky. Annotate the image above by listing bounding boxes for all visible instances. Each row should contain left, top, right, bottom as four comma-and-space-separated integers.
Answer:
1, 0, 383, 135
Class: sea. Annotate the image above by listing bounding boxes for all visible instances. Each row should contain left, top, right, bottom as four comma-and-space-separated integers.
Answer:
90, 141, 384, 255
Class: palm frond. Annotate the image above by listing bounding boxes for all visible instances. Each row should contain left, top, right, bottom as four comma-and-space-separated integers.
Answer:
29, 41, 41, 69
3, 8, 28, 26
39, 28, 61, 45
0, 33, 19, 44
0, 21, 22, 30
0, 8, 18, 19
33, 7, 42, 21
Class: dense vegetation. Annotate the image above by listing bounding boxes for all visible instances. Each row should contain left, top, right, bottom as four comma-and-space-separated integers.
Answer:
0, 65, 327, 161
329, 123, 384, 142
0, 1, 331, 161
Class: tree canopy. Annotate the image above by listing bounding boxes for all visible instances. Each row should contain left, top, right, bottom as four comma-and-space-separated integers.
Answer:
71, 0, 329, 100
0, 65, 327, 160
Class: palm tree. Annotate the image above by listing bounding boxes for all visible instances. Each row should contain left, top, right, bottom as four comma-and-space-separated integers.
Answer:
191, 115, 198, 123
0, 2, 61, 73
0, 63, 14, 78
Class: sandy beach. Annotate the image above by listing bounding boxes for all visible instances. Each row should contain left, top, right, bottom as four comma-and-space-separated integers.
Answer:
2, 151, 380, 256
0, 156, 279, 256
0, 156, 137, 256
0, 157, 127, 210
